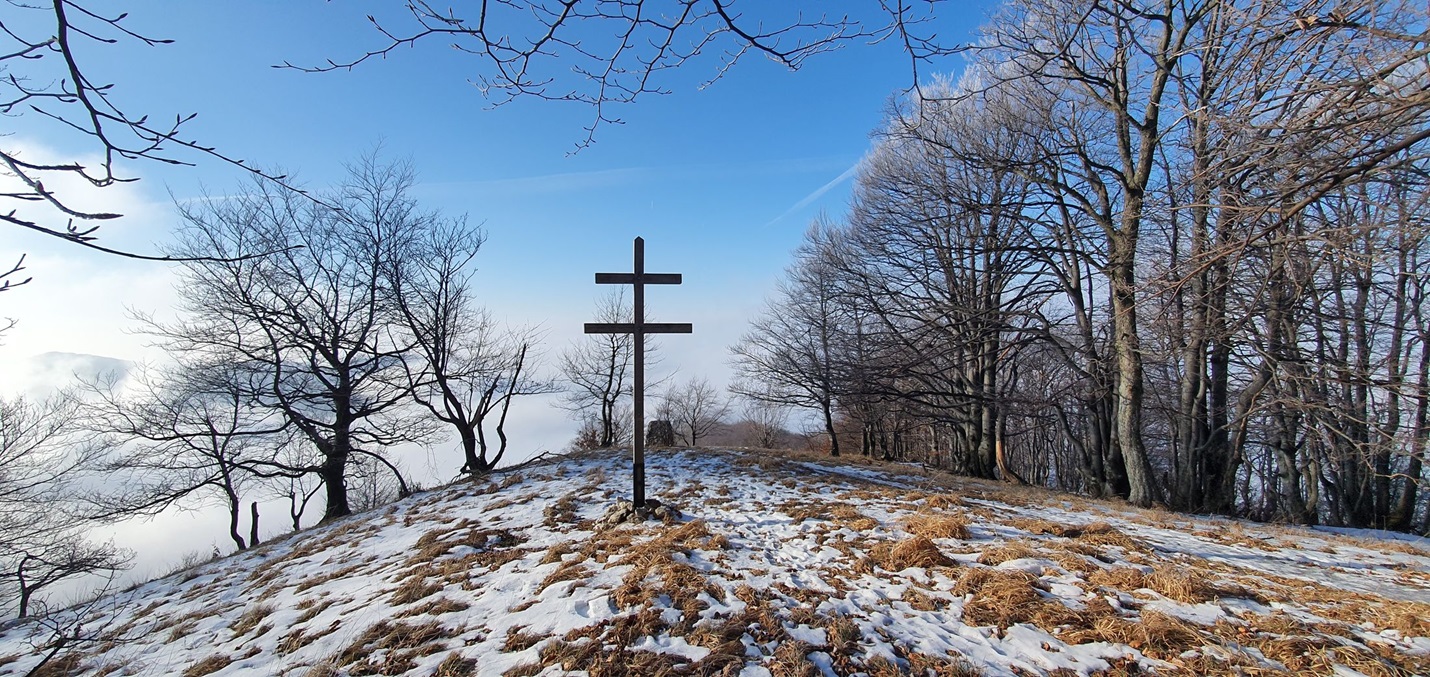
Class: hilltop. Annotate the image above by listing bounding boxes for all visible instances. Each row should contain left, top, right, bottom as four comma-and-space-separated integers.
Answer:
3, 448, 1429, 676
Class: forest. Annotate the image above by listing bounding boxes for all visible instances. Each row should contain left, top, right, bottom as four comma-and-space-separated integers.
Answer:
733, 0, 1430, 530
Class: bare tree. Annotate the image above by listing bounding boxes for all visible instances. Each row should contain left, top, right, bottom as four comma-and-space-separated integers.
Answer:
560, 290, 639, 449
389, 220, 557, 474
730, 220, 849, 456
149, 155, 438, 521
83, 362, 288, 551
658, 376, 730, 447
737, 397, 791, 449
0, 391, 129, 619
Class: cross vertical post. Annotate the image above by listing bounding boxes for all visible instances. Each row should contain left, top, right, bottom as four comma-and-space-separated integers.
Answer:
584, 237, 691, 509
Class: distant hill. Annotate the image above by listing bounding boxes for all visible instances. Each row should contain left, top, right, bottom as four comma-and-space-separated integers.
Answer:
3, 448, 1428, 676
5, 351, 133, 399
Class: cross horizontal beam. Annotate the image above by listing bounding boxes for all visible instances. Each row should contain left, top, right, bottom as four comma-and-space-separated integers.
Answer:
595, 272, 682, 285
584, 322, 693, 334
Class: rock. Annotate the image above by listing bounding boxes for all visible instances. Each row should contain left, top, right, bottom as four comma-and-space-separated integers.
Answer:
646, 420, 676, 447
593, 498, 684, 530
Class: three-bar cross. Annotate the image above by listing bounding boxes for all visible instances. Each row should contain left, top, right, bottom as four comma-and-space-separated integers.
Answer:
584, 237, 691, 508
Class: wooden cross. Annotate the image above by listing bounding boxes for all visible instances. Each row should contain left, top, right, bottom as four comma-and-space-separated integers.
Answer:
585, 237, 691, 508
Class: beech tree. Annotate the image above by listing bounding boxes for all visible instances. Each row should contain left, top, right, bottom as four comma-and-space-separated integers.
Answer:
389, 221, 557, 474
745, 0, 1430, 530
731, 221, 849, 456
150, 156, 441, 521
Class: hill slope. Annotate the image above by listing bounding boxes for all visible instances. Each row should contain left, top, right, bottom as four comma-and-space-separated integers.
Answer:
3, 448, 1430, 676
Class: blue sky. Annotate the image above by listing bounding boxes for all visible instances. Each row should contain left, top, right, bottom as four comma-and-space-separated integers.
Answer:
3, 1, 996, 461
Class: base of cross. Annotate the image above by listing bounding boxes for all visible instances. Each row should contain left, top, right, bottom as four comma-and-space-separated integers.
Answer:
594, 498, 683, 530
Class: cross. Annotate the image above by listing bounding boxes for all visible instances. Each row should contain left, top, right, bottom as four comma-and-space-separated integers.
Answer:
585, 237, 691, 508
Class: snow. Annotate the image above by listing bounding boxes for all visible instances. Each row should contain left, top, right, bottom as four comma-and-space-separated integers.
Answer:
2, 447, 1429, 676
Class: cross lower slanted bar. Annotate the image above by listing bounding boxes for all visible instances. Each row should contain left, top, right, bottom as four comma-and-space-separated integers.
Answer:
584, 237, 692, 508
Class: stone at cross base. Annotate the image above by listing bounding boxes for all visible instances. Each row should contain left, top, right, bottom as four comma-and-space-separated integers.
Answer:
594, 498, 682, 530
646, 420, 676, 447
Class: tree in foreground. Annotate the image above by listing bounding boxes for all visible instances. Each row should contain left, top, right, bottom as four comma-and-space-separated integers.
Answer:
390, 220, 556, 474
151, 155, 444, 521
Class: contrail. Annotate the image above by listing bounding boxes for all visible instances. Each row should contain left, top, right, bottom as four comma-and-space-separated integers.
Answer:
764, 160, 863, 227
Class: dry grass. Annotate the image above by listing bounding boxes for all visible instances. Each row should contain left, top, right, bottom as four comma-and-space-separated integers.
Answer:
954, 568, 1042, 628
904, 653, 983, 676
1061, 610, 1206, 662
903, 512, 972, 540
390, 576, 443, 605
975, 540, 1042, 566
295, 598, 337, 624
336, 619, 460, 676
509, 610, 697, 676
543, 495, 580, 528
394, 597, 471, 619
407, 521, 522, 566
433, 653, 477, 677
502, 626, 548, 652
29, 653, 83, 677
1085, 564, 1259, 605
871, 535, 955, 571
230, 603, 274, 637
295, 563, 364, 593
277, 620, 341, 656
181, 654, 233, 677
768, 639, 819, 676
782, 501, 879, 531
1008, 519, 1145, 552
921, 493, 964, 509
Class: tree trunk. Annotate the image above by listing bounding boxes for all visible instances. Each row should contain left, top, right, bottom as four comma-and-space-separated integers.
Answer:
249, 502, 261, 548
1109, 233, 1158, 507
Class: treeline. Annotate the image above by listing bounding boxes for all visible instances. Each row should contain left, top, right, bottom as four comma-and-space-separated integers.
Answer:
734, 0, 1430, 531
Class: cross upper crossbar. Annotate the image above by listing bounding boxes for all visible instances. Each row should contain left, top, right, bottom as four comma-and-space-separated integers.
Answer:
584, 322, 693, 334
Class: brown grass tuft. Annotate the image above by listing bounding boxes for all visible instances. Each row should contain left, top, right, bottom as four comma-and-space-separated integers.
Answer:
181, 655, 233, 677
502, 626, 548, 652
782, 501, 879, 531
390, 576, 443, 605
277, 620, 341, 656
543, 496, 580, 528
975, 541, 1041, 566
394, 597, 471, 618
923, 493, 963, 509
874, 535, 955, 570
955, 568, 1042, 628
903, 512, 972, 540
336, 619, 460, 675
230, 603, 274, 637
1061, 610, 1205, 662
768, 639, 819, 677
433, 653, 477, 677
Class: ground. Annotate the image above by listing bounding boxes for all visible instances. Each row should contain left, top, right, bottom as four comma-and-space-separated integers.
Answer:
2, 448, 1429, 676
